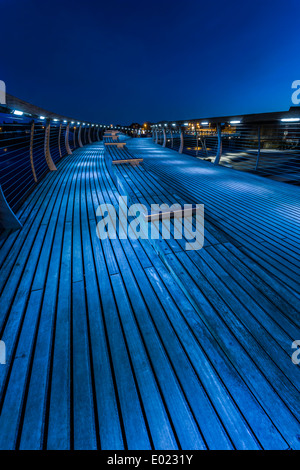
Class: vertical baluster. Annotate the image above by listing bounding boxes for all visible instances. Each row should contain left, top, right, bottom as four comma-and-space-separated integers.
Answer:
44, 120, 57, 170
214, 123, 222, 165
65, 123, 72, 156
30, 121, 37, 182
179, 128, 184, 154
78, 125, 83, 147
58, 123, 63, 159
255, 125, 261, 171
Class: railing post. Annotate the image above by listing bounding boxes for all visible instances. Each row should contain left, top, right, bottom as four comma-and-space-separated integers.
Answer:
73, 125, 76, 148
30, 121, 37, 182
44, 121, 57, 170
0, 185, 22, 231
155, 130, 158, 144
179, 128, 184, 153
97, 127, 100, 141
152, 129, 155, 142
78, 125, 83, 147
255, 125, 261, 171
58, 123, 63, 159
201, 137, 208, 157
214, 123, 222, 165
65, 123, 72, 155
163, 128, 166, 147
170, 130, 173, 148
88, 126, 92, 144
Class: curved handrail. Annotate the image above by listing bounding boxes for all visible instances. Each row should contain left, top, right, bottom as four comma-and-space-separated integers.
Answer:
152, 108, 300, 184
0, 95, 108, 232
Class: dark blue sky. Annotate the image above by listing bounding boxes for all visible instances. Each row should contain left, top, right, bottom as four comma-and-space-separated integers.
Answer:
1, 0, 300, 124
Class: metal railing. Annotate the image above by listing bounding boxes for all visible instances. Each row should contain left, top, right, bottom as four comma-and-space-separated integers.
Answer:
152, 108, 300, 185
0, 98, 111, 231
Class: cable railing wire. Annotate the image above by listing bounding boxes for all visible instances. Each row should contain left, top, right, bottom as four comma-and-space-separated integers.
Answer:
152, 119, 300, 185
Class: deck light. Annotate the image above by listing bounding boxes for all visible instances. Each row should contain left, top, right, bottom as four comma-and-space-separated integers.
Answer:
230, 120, 241, 124
184, 123, 188, 126
53, 119, 59, 122
39, 116, 45, 120
281, 118, 300, 122
13, 110, 24, 116
63, 120, 67, 123
201, 122, 209, 125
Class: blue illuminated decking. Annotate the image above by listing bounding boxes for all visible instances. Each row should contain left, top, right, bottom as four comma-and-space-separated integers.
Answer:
0, 136, 299, 450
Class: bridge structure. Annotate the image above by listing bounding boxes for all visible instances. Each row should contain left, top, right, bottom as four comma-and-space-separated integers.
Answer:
0, 96, 299, 450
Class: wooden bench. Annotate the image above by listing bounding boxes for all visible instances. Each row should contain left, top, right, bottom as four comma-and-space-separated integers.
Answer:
112, 158, 143, 166
104, 142, 126, 148
144, 204, 201, 221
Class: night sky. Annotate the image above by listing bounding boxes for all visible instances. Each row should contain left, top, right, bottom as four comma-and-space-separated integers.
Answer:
1, 0, 300, 124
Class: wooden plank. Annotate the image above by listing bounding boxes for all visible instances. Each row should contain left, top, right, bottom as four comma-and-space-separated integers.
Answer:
18, 154, 82, 449
82, 157, 124, 449
46, 221, 72, 449
144, 265, 288, 450
0, 290, 43, 449
72, 281, 97, 449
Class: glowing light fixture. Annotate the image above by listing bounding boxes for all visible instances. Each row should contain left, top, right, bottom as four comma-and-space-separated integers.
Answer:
281, 118, 300, 122
230, 120, 241, 124
13, 110, 24, 116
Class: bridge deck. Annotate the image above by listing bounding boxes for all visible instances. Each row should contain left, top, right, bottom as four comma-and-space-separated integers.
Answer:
0, 140, 299, 450
128, 139, 300, 297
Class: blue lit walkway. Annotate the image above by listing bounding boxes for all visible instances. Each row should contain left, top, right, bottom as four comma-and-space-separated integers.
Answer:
128, 138, 300, 297
0, 139, 299, 450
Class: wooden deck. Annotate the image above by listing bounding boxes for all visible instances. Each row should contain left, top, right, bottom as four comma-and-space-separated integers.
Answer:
0, 138, 299, 450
